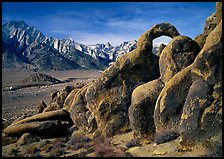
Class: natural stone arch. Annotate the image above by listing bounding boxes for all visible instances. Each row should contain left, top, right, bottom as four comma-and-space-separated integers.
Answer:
127, 23, 181, 137
137, 23, 180, 52
70, 23, 181, 137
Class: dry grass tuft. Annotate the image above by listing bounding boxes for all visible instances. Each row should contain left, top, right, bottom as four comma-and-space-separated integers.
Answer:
93, 136, 128, 157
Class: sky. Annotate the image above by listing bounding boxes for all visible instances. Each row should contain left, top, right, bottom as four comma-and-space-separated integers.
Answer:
2, 2, 216, 46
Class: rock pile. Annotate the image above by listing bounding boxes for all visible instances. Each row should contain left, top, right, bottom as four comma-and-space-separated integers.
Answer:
3, 85, 76, 138
43, 85, 75, 112
22, 72, 62, 84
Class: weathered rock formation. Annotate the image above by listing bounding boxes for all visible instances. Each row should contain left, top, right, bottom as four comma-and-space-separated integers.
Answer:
156, 43, 166, 57
129, 78, 164, 136
154, 3, 222, 145
3, 85, 77, 137
159, 36, 200, 83
63, 88, 80, 109
128, 3, 222, 145
129, 36, 200, 136
16, 133, 41, 146
69, 23, 180, 137
69, 83, 97, 134
36, 101, 47, 113
194, 2, 222, 49
3, 109, 72, 137
43, 86, 75, 112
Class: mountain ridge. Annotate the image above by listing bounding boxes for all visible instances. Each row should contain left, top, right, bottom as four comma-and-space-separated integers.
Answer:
2, 21, 140, 70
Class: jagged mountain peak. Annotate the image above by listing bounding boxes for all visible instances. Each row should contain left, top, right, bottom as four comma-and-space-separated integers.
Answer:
2, 20, 138, 70
3, 20, 28, 29
105, 42, 112, 47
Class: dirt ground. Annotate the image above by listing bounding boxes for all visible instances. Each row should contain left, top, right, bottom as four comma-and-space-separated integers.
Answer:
2, 68, 101, 127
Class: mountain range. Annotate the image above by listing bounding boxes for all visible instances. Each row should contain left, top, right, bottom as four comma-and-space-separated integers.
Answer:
2, 21, 159, 70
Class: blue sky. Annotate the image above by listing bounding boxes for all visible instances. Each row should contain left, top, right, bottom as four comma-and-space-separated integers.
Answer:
2, 2, 216, 46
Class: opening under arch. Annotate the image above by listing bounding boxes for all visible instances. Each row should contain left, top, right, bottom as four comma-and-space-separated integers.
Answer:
152, 36, 172, 55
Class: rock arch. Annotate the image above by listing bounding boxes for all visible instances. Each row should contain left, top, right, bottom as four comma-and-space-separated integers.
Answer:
137, 23, 180, 52
70, 23, 181, 137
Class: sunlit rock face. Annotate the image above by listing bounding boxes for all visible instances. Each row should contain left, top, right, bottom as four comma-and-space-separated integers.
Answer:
70, 22, 181, 137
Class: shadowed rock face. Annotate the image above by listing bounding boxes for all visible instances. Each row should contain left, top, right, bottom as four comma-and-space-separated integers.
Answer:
129, 79, 164, 136
3, 109, 72, 137
43, 86, 75, 112
129, 35, 200, 137
3, 120, 66, 137
69, 83, 97, 134
16, 133, 41, 146
157, 43, 166, 57
69, 23, 180, 137
128, 2, 222, 143
159, 36, 200, 84
36, 101, 47, 113
154, 19, 222, 145
180, 20, 222, 145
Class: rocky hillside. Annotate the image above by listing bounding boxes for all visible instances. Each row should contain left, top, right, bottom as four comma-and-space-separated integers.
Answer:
2, 21, 138, 70
2, 2, 222, 157
22, 73, 62, 84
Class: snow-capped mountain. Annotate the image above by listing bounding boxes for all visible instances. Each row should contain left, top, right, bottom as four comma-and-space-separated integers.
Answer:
2, 21, 138, 70
86, 40, 137, 61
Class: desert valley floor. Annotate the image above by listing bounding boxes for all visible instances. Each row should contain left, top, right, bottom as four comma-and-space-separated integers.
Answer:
2, 68, 101, 128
